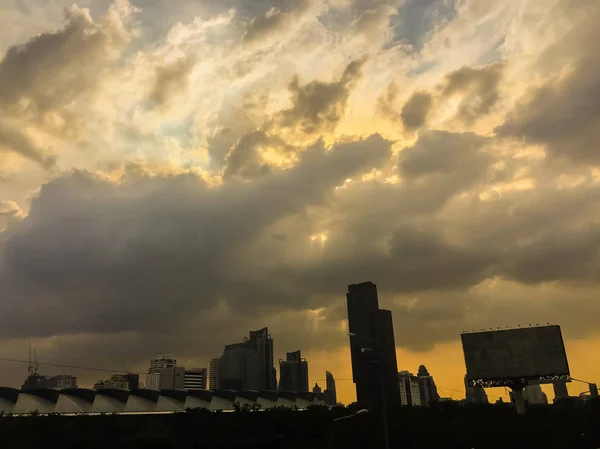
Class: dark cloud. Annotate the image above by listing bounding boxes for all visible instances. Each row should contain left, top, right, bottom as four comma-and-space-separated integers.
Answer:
277, 58, 367, 134
242, 0, 314, 44
400, 90, 433, 130
0, 4, 132, 113
399, 130, 489, 179
0, 123, 56, 168
149, 56, 197, 109
223, 131, 294, 179
377, 63, 502, 129
349, 3, 397, 39
0, 2, 134, 166
441, 63, 504, 124
495, 9, 600, 164
0, 133, 392, 340
391, 0, 457, 51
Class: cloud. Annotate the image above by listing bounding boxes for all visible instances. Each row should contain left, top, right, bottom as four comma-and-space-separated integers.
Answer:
440, 62, 504, 124
400, 90, 433, 130
242, 0, 316, 44
277, 58, 367, 134
350, 3, 397, 41
0, 0, 136, 166
223, 131, 295, 179
0, 133, 392, 340
495, 4, 600, 164
377, 63, 503, 130
0, 201, 24, 231
399, 130, 489, 179
0, 123, 56, 168
149, 56, 197, 109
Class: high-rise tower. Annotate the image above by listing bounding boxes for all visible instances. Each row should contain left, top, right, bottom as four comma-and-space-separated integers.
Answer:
346, 282, 401, 410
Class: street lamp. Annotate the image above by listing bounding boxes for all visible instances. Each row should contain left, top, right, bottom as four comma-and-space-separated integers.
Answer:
349, 333, 390, 449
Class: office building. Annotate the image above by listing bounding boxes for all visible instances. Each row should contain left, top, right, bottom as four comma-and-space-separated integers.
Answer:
185, 368, 208, 390
417, 365, 440, 406
464, 376, 489, 404
347, 282, 401, 410
209, 357, 220, 390
146, 354, 185, 390
398, 371, 421, 406
22, 374, 78, 390
324, 371, 337, 405
279, 350, 308, 392
523, 384, 548, 405
219, 327, 276, 391
51, 375, 78, 389
93, 374, 139, 390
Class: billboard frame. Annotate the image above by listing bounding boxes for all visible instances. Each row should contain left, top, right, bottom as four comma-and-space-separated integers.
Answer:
461, 325, 570, 389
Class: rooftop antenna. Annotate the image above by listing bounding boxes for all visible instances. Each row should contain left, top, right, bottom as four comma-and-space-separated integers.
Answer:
28, 341, 33, 375
33, 348, 39, 375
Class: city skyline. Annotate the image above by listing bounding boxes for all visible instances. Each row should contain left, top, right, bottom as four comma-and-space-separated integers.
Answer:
1, 0, 600, 408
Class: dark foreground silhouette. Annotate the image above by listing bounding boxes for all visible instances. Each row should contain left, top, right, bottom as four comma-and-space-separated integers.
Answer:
0, 400, 598, 449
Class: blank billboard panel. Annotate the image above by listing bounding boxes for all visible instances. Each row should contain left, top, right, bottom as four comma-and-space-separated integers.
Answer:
461, 325, 569, 381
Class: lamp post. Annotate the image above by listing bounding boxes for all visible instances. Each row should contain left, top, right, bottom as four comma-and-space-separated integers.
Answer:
349, 333, 390, 449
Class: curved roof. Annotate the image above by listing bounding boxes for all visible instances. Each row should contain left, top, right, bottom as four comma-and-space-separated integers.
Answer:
258, 390, 279, 401
60, 388, 96, 403
278, 391, 298, 401
235, 390, 259, 401
95, 388, 130, 403
130, 389, 160, 403
23, 388, 61, 403
214, 389, 237, 402
296, 392, 315, 401
187, 390, 213, 402
160, 389, 188, 403
0, 387, 20, 403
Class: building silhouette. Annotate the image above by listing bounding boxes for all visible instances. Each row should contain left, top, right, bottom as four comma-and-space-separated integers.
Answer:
312, 382, 322, 397
399, 371, 421, 406
464, 375, 489, 404
279, 350, 308, 392
209, 357, 220, 390
553, 380, 569, 401
522, 384, 548, 405
184, 368, 208, 390
146, 354, 185, 390
94, 374, 139, 390
417, 365, 440, 406
219, 327, 276, 391
22, 374, 77, 390
346, 282, 401, 410
324, 371, 337, 405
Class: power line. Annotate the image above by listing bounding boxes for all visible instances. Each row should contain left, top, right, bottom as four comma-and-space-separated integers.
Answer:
0, 357, 142, 375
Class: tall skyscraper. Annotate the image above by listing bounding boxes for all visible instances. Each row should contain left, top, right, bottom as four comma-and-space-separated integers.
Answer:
347, 282, 401, 410
185, 368, 208, 390
398, 371, 421, 406
146, 354, 185, 390
417, 365, 440, 406
278, 350, 309, 392
464, 375, 489, 404
219, 327, 276, 391
209, 358, 220, 390
324, 371, 337, 405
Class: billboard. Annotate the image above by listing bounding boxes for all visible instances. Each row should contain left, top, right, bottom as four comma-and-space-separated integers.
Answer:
461, 325, 569, 383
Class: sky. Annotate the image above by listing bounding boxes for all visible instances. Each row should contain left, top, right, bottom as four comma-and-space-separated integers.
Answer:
0, 0, 599, 404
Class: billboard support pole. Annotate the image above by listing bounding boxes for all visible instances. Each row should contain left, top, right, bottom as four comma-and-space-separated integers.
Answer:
512, 386, 526, 415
